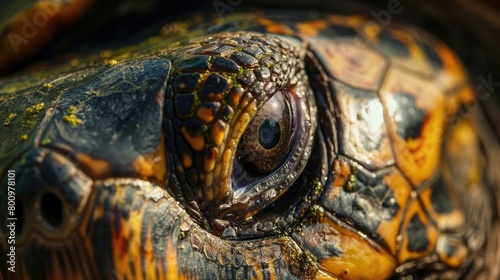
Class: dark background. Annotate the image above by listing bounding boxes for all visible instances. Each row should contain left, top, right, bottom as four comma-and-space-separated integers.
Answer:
5, 0, 500, 82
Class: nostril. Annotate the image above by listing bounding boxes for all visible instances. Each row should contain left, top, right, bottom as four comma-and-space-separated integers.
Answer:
16, 199, 24, 235
40, 192, 64, 228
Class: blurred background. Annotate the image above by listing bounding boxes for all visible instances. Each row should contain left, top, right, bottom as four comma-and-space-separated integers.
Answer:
0, 0, 498, 78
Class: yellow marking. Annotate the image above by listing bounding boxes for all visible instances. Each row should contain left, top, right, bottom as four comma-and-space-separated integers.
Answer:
155, 88, 164, 103
238, 92, 253, 108
25, 102, 45, 117
182, 152, 193, 168
327, 15, 366, 26
267, 260, 280, 280
296, 20, 328, 37
75, 153, 114, 178
63, 114, 83, 126
316, 269, 338, 280
367, 27, 435, 77
181, 126, 205, 152
67, 105, 78, 114
320, 216, 397, 279
105, 59, 119, 66
376, 170, 412, 255
203, 148, 218, 172
4, 113, 16, 126
111, 191, 146, 280
43, 83, 52, 89
204, 172, 213, 186
329, 158, 352, 188
326, 159, 411, 255
133, 155, 155, 177
196, 105, 217, 124
256, 18, 295, 35
398, 200, 439, 263
447, 86, 475, 116
93, 204, 105, 220
436, 235, 468, 268
143, 222, 164, 280
380, 68, 446, 185
420, 187, 464, 230
434, 41, 467, 90
131, 135, 167, 183
233, 111, 253, 138
228, 87, 243, 106
211, 120, 226, 146
444, 119, 482, 191
217, 148, 232, 197
399, 32, 434, 75
362, 21, 381, 39
166, 233, 180, 279
250, 265, 265, 280
112, 52, 133, 61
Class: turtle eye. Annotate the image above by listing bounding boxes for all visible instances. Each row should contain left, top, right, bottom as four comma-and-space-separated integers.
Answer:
216, 77, 316, 224
235, 91, 294, 177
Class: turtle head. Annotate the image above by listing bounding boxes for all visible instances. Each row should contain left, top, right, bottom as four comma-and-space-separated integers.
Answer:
162, 32, 318, 236
0, 24, 492, 279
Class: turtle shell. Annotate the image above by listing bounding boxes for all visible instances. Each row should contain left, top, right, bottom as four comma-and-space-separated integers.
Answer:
0, 8, 499, 280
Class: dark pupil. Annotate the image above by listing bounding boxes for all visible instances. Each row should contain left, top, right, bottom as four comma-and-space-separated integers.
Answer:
258, 117, 281, 149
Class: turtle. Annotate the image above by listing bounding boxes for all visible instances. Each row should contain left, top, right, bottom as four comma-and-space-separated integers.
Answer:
0, 0, 499, 279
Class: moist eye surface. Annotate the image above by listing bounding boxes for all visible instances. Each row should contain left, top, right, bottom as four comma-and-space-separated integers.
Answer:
234, 90, 295, 185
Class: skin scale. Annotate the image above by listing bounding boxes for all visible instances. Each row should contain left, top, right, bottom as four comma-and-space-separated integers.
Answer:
1, 9, 500, 280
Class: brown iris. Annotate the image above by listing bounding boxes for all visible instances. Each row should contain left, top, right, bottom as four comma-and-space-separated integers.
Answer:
239, 91, 294, 172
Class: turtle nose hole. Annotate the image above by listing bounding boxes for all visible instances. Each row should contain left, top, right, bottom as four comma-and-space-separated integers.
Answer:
15, 199, 24, 235
40, 192, 63, 228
